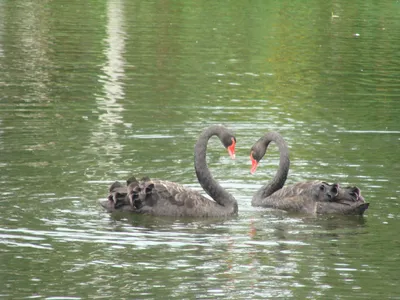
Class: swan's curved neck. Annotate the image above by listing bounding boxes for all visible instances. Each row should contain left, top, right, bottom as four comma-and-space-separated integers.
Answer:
256, 132, 290, 200
194, 126, 237, 210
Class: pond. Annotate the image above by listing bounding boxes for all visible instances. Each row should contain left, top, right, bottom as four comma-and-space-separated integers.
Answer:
1, 0, 399, 299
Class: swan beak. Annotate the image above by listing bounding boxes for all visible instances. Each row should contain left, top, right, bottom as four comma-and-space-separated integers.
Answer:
250, 153, 258, 174
227, 138, 236, 159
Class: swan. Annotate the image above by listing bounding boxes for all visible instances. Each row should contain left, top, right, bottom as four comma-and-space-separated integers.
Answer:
250, 132, 369, 215
100, 125, 238, 217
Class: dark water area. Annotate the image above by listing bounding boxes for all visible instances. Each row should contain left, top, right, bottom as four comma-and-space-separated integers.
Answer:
1, 0, 399, 299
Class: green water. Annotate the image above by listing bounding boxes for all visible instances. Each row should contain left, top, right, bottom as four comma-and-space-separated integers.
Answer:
1, 0, 399, 299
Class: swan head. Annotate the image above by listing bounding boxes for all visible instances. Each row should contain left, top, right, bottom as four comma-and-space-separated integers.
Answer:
250, 149, 264, 174
249, 132, 288, 175
215, 126, 236, 159
223, 136, 236, 160
249, 139, 268, 174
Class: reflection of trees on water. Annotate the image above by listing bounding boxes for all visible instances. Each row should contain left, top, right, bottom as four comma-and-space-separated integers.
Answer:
14, 1, 52, 102
0, 2, 57, 181
90, 0, 126, 161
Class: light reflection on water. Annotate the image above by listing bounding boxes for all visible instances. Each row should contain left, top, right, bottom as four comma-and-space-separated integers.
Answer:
0, 205, 378, 299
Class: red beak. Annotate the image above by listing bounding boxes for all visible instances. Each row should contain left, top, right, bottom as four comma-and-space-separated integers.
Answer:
227, 138, 236, 159
250, 153, 258, 174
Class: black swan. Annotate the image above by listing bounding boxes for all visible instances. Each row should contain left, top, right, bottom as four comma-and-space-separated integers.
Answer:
100, 125, 238, 217
250, 132, 369, 215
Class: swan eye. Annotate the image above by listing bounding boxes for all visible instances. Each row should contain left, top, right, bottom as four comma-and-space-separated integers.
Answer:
250, 151, 259, 162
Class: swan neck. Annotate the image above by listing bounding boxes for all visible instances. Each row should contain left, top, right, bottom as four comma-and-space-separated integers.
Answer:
259, 132, 290, 199
194, 126, 237, 210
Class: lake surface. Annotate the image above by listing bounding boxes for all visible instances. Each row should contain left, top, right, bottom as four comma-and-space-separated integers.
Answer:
1, 0, 399, 299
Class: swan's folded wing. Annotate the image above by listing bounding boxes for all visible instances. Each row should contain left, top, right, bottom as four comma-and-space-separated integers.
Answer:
152, 180, 189, 206
155, 180, 213, 206
144, 180, 220, 217
257, 182, 321, 212
270, 181, 321, 198
261, 195, 316, 213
